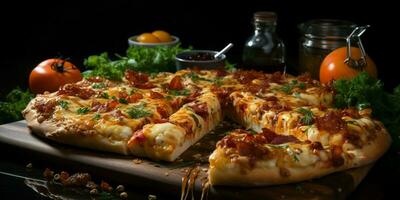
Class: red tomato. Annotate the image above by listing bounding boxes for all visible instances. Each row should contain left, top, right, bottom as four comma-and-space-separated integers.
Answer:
319, 47, 377, 84
29, 59, 82, 94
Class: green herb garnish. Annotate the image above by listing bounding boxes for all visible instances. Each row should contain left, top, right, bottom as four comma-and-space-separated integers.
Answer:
93, 113, 101, 120
185, 72, 211, 82
168, 89, 190, 96
83, 45, 188, 80
296, 108, 314, 125
126, 103, 151, 119
279, 80, 307, 94
0, 88, 34, 124
213, 77, 223, 86
77, 107, 90, 114
118, 98, 128, 104
92, 82, 106, 89
100, 92, 109, 99
58, 100, 69, 109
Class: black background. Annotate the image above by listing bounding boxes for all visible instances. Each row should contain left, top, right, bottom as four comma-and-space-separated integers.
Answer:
1, 0, 398, 96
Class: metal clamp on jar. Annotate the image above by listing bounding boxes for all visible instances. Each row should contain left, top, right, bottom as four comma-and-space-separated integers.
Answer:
298, 19, 357, 79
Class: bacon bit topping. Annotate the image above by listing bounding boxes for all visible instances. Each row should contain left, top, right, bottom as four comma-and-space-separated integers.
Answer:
269, 71, 285, 83
100, 180, 113, 192
315, 111, 346, 134
58, 84, 96, 99
153, 118, 169, 124
125, 70, 155, 89
310, 141, 324, 151
136, 82, 156, 89
168, 76, 184, 90
91, 100, 119, 113
343, 132, 362, 148
125, 70, 148, 84
261, 102, 290, 113
170, 98, 182, 110
331, 145, 344, 167
233, 70, 266, 84
183, 89, 201, 104
263, 96, 278, 102
210, 86, 234, 105
59, 171, 70, 185
215, 69, 228, 77
297, 73, 315, 84
132, 130, 147, 143
118, 91, 129, 99
260, 128, 299, 144
127, 93, 143, 103
156, 106, 170, 119
86, 76, 103, 83
149, 91, 164, 99
61, 173, 91, 187
188, 102, 209, 119
43, 168, 54, 180
114, 110, 128, 118
34, 99, 57, 117
171, 120, 193, 135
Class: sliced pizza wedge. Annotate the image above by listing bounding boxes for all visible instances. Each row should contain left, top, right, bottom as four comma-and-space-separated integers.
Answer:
127, 89, 222, 161
23, 77, 174, 155
209, 128, 391, 186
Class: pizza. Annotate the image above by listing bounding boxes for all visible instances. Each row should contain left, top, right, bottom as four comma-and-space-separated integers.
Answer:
22, 69, 391, 186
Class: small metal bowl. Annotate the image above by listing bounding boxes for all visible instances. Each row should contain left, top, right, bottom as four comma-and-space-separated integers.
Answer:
175, 50, 226, 70
128, 35, 180, 48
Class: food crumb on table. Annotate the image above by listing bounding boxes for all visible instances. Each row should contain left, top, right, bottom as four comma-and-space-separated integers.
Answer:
133, 158, 143, 164
26, 163, 33, 168
148, 194, 157, 200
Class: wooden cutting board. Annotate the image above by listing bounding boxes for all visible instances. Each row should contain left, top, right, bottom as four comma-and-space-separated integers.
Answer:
0, 120, 372, 200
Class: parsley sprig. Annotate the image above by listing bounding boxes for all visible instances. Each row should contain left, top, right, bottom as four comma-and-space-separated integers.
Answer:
126, 103, 151, 119
296, 108, 314, 125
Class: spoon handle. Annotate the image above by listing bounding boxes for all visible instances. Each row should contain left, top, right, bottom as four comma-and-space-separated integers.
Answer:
215, 43, 234, 58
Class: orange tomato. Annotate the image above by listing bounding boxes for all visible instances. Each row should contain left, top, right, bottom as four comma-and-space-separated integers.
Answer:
319, 47, 377, 84
152, 30, 172, 42
136, 33, 161, 43
29, 59, 82, 94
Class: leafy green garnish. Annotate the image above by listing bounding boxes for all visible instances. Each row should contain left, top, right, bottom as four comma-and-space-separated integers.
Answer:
287, 148, 300, 162
168, 89, 190, 96
296, 108, 314, 125
93, 113, 101, 120
92, 82, 106, 89
185, 72, 211, 82
333, 72, 383, 109
333, 72, 400, 150
118, 98, 128, 104
0, 88, 34, 124
77, 107, 90, 114
279, 80, 306, 94
58, 100, 69, 109
213, 77, 223, 86
83, 45, 187, 80
100, 92, 109, 99
224, 61, 236, 71
126, 103, 151, 119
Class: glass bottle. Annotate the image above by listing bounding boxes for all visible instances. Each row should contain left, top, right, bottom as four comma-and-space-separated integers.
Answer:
242, 11, 286, 73
298, 19, 357, 79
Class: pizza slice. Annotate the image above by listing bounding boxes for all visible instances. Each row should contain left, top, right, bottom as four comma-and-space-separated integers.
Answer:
23, 76, 174, 155
209, 127, 391, 186
127, 88, 222, 161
